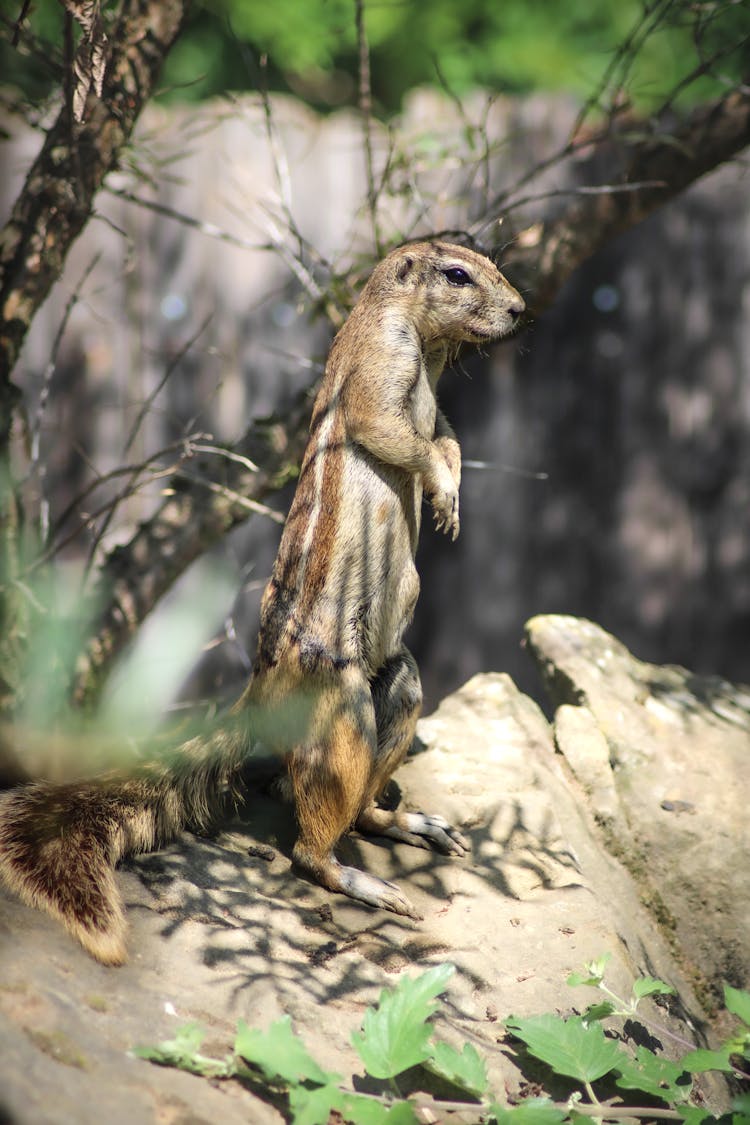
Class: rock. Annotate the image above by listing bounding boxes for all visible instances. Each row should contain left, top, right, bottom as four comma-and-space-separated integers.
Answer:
0, 657, 735, 1121
526, 613, 750, 1014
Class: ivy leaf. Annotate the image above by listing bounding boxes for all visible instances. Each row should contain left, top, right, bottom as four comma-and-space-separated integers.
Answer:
352, 964, 455, 1079
505, 1013, 625, 1083
724, 985, 750, 1028
489, 1097, 566, 1123
632, 977, 675, 1000
426, 1040, 489, 1097
133, 1022, 231, 1077
615, 1045, 692, 1104
566, 953, 611, 988
234, 1016, 333, 1087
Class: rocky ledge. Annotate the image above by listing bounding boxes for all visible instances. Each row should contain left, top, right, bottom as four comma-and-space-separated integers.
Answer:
0, 615, 747, 1123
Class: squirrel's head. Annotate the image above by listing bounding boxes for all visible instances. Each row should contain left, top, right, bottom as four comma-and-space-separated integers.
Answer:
376, 240, 525, 345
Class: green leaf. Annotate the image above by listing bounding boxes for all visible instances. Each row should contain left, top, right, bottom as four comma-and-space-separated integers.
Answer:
678, 1109, 716, 1124
289, 1082, 348, 1125
489, 1097, 566, 1123
292, 1084, 419, 1125
678, 1111, 750, 1125
632, 977, 675, 1000
566, 953, 611, 989
581, 1001, 616, 1024
724, 985, 750, 1028
234, 1016, 333, 1087
681, 1048, 736, 1074
340, 1094, 419, 1124
352, 964, 455, 1080
133, 1022, 231, 1077
505, 1013, 625, 1083
426, 1040, 489, 1096
615, 1045, 692, 1104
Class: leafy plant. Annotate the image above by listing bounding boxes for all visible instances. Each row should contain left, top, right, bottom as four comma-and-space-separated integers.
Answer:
134, 958, 750, 1124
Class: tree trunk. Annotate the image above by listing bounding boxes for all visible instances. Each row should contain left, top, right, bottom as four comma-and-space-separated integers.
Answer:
0, 0, 187, 715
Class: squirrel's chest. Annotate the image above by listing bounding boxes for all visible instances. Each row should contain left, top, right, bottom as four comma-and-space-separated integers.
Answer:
409, 361, 438, 440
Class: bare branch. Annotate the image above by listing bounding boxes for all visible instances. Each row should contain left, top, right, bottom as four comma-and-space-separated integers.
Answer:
355, 0, 381, 254
71, 389, 314, 709
123, 313, 213, 458
499, 87, 750, 316
10, 0, 33, 47
26, 252, 101, 543
104, 185, 272, 251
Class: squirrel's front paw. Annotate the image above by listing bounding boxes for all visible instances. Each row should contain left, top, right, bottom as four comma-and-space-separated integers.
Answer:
428, 461, 460, 540
433, 436, 462, 489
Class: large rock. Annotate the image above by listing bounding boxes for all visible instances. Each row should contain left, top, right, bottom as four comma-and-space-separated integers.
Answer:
526, 613, 750, 1014
0, 651, 733, 1123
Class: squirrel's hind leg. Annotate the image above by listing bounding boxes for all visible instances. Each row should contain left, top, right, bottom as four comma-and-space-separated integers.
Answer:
355, 648, 470, 857
288, 671, 420, 919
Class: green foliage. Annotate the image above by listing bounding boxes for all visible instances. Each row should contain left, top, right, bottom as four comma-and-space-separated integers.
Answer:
351, 962, 454, 1079
504, 1013, 625, 1084
133, 1022, 232, 1077
725, 986, 750, 1029
135, 959, 750, 1125
427, 1039, 489, 1097
234, 1015, 334, 1087
490, 1100, 566, 1124
4, 0, 747, 114
614, 1046, 692, 1104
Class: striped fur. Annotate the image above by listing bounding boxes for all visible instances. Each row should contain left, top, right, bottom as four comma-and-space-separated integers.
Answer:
0, 240, 524, 960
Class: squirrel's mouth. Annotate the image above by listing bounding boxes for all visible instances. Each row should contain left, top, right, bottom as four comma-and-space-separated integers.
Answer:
464, 325, 507, 343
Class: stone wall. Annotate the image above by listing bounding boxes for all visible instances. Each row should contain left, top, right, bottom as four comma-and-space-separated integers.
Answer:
2, 91, 748, 709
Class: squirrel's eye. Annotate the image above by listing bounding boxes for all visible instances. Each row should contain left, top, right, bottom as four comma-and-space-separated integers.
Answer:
443, 267, 473, 286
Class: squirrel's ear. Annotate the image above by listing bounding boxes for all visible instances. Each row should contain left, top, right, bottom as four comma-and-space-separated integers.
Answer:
396, 256, 413, 281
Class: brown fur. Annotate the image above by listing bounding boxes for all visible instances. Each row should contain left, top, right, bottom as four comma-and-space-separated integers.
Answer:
0, 240, 523, 961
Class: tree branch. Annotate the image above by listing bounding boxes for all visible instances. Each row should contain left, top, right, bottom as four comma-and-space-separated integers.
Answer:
72, 391, 313, 709
0, 0, 187, 717
499, 88, 750, 315
0, 0, 187, 390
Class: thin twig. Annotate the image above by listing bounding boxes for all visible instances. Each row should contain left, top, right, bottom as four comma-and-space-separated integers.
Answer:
355, 0, 381, 255
173, 471, 285, 524
36, 461, 186, 573
47, 434, 210, 544
462, 459, 549, 481
499, 179, 668, 218
82, 316, 215, 576
105, 186, 270, 252
10, 0, 32, 45
189, 444, 259, 474
568, 0, 673, 143
26, 253, 101, 542
123, 313, 213, 457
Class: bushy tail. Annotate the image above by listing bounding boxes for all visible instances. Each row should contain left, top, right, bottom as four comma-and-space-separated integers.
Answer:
0, 723, 251, 964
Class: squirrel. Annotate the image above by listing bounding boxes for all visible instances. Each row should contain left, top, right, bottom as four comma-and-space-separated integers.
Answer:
0, 239, 524, 964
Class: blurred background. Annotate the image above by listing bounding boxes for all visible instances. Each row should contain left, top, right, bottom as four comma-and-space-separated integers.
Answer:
2, 0, 748, 721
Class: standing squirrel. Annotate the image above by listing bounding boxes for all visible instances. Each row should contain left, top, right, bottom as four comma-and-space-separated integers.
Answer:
0, 240, 524, 963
